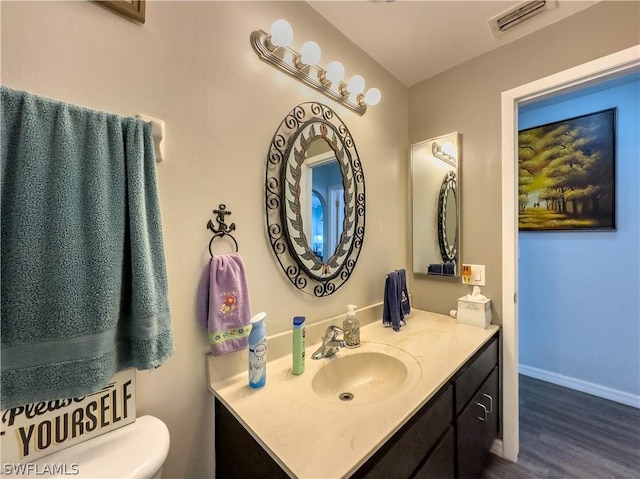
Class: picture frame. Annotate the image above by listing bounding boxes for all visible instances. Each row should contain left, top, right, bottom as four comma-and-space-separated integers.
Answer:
518, 108, 616, 231
99, 1, 146, 24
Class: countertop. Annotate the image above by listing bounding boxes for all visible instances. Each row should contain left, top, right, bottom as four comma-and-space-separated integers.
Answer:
208, 309, 499, 479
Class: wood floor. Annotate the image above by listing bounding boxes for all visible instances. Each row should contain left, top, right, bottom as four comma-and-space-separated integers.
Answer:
481, 375, 640, 479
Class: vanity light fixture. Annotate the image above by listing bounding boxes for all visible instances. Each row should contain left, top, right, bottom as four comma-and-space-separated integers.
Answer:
250, 19, 382, 115
432, 141, 457, 167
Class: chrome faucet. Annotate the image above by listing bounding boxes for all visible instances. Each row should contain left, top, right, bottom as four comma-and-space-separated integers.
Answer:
311, 325, 346, 360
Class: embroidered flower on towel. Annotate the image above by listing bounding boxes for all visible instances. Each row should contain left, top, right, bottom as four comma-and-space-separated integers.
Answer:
212, 327, 249, 344
220, 293, 237, 314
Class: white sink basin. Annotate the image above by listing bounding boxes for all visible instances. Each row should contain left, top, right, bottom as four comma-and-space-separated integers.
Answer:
312, 352, 407, 403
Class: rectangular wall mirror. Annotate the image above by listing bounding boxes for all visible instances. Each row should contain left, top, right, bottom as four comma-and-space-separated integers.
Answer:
411, 132, 461, 277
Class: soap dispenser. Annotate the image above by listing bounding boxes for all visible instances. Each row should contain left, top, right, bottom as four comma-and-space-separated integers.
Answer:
343, 304, 360, 348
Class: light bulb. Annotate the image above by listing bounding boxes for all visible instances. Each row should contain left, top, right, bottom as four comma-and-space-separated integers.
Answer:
364, 88, 381, 106
347, 75, 365, 95
442, 142, 457, 158
300, 41, 321, 65
324, 61, 345, 84
270, 19, 293, 48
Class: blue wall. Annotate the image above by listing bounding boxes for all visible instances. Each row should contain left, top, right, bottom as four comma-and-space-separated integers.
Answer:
518, 74, 640, 400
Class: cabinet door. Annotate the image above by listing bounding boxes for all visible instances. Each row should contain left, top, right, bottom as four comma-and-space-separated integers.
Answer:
456, 367, 498, 479
413, 426, 455, 479
215, 399, 289, 479
353, 385, 453, 479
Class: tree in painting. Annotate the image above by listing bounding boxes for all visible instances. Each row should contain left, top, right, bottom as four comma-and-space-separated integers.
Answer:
518, 109, 615, 230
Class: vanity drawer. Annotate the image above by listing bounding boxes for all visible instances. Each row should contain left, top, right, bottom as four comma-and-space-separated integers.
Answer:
354, 383, 453, 479
453, 336, 498, 414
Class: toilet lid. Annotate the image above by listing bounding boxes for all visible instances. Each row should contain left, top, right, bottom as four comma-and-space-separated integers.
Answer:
8, 416, 170, 479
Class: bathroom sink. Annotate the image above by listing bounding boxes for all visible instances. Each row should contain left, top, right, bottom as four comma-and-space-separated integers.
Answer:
311, 350, 413, 404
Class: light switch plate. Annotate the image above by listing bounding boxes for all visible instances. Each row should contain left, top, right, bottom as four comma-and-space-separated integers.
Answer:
461, 264, 485, 286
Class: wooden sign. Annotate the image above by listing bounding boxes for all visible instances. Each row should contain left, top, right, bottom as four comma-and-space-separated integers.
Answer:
0, 369, 136, 465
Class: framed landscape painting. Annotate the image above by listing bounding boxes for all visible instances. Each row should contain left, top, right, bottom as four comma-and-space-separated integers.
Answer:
518, 108, 616, 231
100, 1, 146, 24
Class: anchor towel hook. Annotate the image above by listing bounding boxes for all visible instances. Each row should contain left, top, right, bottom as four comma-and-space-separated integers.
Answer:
207, 204, 238, 255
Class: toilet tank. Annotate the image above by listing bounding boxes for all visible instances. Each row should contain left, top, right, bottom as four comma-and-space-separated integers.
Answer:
6, 416, 170, 479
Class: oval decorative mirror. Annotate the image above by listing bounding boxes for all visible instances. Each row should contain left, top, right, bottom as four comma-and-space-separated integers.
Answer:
265, 102, 365, 296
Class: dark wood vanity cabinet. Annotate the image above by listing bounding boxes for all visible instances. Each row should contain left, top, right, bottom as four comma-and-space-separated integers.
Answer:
215, 333, 499, 479
413, 426, 455, 479
456, 367, 498, 478
356, 334, 499, 479
215, 399, 289, 479
453, 336, 499, 478
352, 385, 454, 479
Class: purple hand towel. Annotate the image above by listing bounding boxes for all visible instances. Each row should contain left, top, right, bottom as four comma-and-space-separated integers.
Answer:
198, 254, 252, 356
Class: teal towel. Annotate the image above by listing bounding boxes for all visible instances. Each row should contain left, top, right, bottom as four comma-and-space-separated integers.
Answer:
1, 87, 174, 409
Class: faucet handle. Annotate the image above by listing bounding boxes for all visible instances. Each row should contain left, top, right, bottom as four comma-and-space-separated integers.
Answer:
325, 325, 344, 340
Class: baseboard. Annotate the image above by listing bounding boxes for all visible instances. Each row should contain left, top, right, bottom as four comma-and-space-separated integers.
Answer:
490, 438, 504, 458
519, 364, 640, 409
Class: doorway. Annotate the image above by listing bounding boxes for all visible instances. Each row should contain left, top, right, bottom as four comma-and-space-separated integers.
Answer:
518, 75, 639, 403
302, 150, 342, 262
500, 45, 640, 462
328, 185, 345, 257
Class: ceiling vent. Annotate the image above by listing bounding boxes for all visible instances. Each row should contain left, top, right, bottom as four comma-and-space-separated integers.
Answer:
489, 0, 556, 37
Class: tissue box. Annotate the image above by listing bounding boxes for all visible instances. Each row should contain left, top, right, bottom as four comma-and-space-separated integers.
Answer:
457, 296, 492, 328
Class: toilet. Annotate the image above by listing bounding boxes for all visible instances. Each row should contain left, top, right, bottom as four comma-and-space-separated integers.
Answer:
19, 416, 170, 479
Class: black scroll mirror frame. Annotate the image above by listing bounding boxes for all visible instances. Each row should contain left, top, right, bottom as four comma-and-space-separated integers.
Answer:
437, 170, 458, 263
265, 102, 365, 297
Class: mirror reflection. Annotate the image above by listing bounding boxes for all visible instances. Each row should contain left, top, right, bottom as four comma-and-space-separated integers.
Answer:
437, 170, 458, 263
411, 132, 461, 277
445, 188, 457, 244
300, 140, 344, 263
285, 132, 348, 273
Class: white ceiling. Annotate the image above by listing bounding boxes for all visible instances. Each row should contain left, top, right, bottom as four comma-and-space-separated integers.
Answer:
308, 0, 601, 87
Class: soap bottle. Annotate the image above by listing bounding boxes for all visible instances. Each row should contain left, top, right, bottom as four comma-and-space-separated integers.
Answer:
342, 304, 360, 348
292, 316, 305, 375
248, 312, 267, 389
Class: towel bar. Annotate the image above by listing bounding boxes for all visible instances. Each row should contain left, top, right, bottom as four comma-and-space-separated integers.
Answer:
136, 114, 165, 163
207, 204, 238, 255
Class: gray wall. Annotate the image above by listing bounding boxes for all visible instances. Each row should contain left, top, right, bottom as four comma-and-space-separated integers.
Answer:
2, 1, 639, 477
1, 2, 408, 477
408, 1, 640, 323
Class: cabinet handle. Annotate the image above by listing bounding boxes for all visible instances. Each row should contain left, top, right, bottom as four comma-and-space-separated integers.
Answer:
477, 403, 488, 422
483, 393, 493, 413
